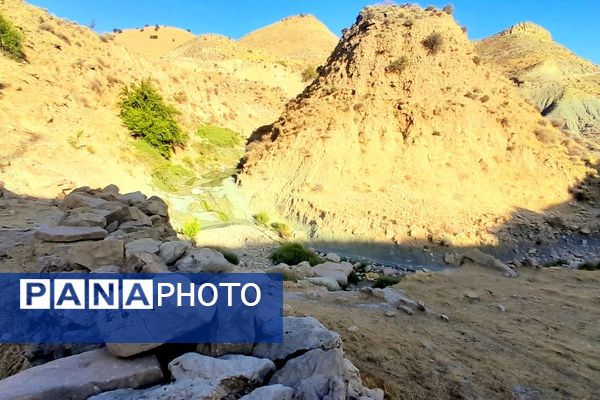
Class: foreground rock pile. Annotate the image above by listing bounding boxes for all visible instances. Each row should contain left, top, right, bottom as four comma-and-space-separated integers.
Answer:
0, 317, 382, 400
0, 185, 382, 399
33, 185, 233, 275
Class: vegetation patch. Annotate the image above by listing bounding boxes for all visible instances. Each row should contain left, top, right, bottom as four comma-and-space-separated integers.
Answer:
301, 67, 318, 82
386, 56, 409, 74
210, 247, 240, 265
271, 222, 292, 239
181, 218, 201, 242
133, 141, 196, 192
196, 125, 243, 148
270, 242, 323, 266
373, 275, 403, 288
253, 212, 270, 227
578, 262, 600, 271
119, 79, 187, 158
422, 32, 444, 54
0, 13, 25, 61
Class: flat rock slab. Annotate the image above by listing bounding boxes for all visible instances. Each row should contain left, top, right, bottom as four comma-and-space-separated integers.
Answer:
0, 348, 162, 400
89, 378, 227, 400
68, 239, 124, 270
35, 226, 108, 242
252, 316, 342, 362
240, 384, 294, 400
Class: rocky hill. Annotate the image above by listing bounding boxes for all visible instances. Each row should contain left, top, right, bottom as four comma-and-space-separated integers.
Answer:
0, 0, 289, 197
238, 5, 591, 246
114, 26, 195, 58
239, 14, 339, 65
476, 22, 600, 143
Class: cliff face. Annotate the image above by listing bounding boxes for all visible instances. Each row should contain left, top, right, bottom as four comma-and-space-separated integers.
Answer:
239, 5, 589, 246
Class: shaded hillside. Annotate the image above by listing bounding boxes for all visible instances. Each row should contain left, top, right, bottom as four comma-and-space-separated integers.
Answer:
238, 5, 591, 247
114, 26, 195, 58
0, 0, 288, 197
476, 22, 600, 143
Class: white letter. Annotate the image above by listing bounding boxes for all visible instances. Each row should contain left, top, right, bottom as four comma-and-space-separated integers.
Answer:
177, 282, 195, 307
198, 283, 218, 306
219, 282, 240, 306
157, 283, 175, 307
241, 283, 261, 307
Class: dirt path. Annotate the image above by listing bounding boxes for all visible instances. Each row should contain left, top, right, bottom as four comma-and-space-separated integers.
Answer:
288, 264, 600, 399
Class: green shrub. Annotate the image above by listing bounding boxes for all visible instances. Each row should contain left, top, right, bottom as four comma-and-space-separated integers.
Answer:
578, 262, 600, 271
422, 32, 443, 54
133, 141, 196, 192
270, 243, 323, 266
301, 67, 318, 82
119, 79, 187, 158
182, 218, 201, 241
0, 13, 25, 60
386, 56, 408, 74
211, 247, 240, 265
253, 212, 270, 227
373, 275, 403, 288
271, 222, 292, 239
196, 125, 243, 148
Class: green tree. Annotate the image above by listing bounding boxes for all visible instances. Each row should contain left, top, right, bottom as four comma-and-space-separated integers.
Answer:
0, 13, 25, 61
118, 79, 187, 158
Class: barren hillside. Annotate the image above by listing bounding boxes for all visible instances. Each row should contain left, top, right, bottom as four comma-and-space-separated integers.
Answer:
114, 26, 195, 58
238, 5, 591, 246
0, 0, 288, 197
476, 22, 600, 141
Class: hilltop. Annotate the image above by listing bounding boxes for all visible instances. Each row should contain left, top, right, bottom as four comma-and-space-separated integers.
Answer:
476, 22, 600, 143
238, 5, 591, 246
114, 25, 195, 58
239, 14, 339, 64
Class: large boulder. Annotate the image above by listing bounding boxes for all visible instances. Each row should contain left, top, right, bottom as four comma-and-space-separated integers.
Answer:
61, 211, 107, 228
117, 191, 147, 205
124, 238, 162, 256
35, 226, 108, 242
89, 378, 228, 400
60, 192, 107, 210
174, 248, 234, 273
105, 206, 152, 227
252, 316, 342, 363
67, 239, 124, 270
270, 348, 346, 399
313, 261, 353, 286
169, 353, 275, 387
106, 343, 161, 359
0, 349, 162, 400
306, 276, 341, 291
159, 240, 191, 264
240, 384, 294, 400
137, 196, 169, 217
123, 251, 168, 273
344, 358, 384, 400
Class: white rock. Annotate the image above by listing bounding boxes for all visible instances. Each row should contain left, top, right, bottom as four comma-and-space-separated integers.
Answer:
312, 261, 353, 286
240, 384, 293, 400
35, 226, 108, 242
174, 248, 234, 273
324, 252, 341, 262
252, 316, 342, 362
306, 276, 341, 291
0, 349, 162, 400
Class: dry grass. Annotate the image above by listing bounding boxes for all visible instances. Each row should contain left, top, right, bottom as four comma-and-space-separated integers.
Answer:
422, 32, 443, 54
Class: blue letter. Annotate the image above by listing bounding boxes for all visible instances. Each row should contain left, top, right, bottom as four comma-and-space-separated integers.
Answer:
26, 283, 46, 306
125, 283, 149, 307
57, 283, 81, 306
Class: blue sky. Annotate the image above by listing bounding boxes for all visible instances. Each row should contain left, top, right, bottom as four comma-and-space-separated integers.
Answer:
29, 0, 600, 64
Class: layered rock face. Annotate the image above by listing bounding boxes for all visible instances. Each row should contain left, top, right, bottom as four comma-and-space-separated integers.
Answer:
238, 5, 589, 245
477, 22, 600, 139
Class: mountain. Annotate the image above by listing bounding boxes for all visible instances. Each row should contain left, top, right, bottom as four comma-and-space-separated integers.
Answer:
114, 26, 195, 58
239, 14, 339, 65
476, 22, 600, 143
238, 5, 590, 246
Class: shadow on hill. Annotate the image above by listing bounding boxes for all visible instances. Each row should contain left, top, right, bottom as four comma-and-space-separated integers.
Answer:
0, 162, 599, 276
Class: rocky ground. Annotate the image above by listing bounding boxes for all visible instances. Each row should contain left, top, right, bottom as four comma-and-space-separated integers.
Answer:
1, 184, 599, 399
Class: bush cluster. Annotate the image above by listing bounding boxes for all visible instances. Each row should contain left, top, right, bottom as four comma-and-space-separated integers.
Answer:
119, 79, 187, 158
270, 243, 323, 266
422, 32, 444, 54
0, 13, 25, 60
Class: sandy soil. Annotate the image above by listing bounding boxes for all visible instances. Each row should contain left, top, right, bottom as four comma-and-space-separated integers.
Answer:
288, 264, 600, 399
